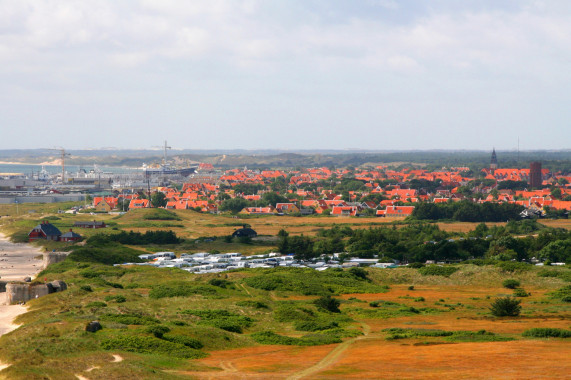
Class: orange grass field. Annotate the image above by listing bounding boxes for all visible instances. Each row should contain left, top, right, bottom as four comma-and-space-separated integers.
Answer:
112, 210, 571, 238
182, 284, 570, 380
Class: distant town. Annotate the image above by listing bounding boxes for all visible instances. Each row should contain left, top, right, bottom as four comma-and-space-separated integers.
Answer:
1, 149, 570, 220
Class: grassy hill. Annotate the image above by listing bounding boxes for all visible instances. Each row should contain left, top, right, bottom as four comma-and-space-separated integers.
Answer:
0, 259, 569, 379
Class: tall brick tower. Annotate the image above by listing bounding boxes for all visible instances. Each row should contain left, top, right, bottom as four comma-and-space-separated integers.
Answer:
529, 162, 542, 188
490, 148, 498, 170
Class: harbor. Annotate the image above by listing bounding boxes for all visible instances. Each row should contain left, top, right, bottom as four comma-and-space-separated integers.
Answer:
0, 143, 201, 204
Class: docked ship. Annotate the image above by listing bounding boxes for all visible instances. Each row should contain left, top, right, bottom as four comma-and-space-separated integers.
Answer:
142, 141, 198, 177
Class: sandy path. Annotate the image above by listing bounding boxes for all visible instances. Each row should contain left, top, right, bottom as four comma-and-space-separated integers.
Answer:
0, 232, 44, 371
0, 293, 27, 371
0, 232, 44, 282
286, 322, 371, 380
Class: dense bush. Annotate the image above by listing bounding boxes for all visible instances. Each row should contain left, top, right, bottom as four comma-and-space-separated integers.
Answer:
100, 313, 159, 325
145, 325, 171, 338
181, 309, 253, 334
537, 269, 571, 282
101, 230, 181, 245
496, 261, 532, 273
100, 335, 206, 358
313, 295, 341, 313
236, 300, 269, 309
293, 319, 339, 332
502, 279, 521, 289
348, 267, 369, 280
149, 283, 218, 299
104, 295, 126, 303
162, 334, 204, 349
550, 285, 571, 302
513, 288, 529, 297
522, 328, 571, 338
243, 267, 386, 295
383, 328, 513, 342
66, 239, 143, 262
412, 201, 523, 222
489, 297, 521, 317
208, 279, 233, 288
418, 265, 459, 277
142, 209, 181, 221
250, 331, 341, 346
273, 303, 315, 322
85, 301, 107, 308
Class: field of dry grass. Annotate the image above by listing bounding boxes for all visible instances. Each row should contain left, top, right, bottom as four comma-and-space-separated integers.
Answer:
183, 283, 571, 379
2, 202, 570, 242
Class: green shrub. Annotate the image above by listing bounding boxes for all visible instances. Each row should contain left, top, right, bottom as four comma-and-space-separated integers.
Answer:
522, 328, 571, 338
383, 327, 453, 339
418, 265, 459, 277
85, 301, 107, 308
250, 331, 341, 346
149, 283, 218, 299
549, 285, 571, 302
68, 245, 143, 265
80, 285, 93, 292
142, 209, 182, 221
513, 288, 529, 297
537, 269, 571, 282
313, 295, 341, 313
236, 300, 269, 309
162, 334, 204, 349
496, 262, 532, 273
104, 295, 126, 303
146, 325, 171, 338
10, 230, 33, 243
348, 267, 369, 280
243, 267, 387, 295
369, 301, 380, 308
100, 313, 159, 325
489, 297, 521, 317
181, 309, 253, 333
274, 304, 314, 322
502, 279, 520, 289
293, 320, 339, 332
208, 279, 232, 288
414, 297, 425, 302
80, 269, 99, 278
444, 330, 514, 343
408, 285, 415, 290
100, 335, 206, 358
383, 328, 513, 342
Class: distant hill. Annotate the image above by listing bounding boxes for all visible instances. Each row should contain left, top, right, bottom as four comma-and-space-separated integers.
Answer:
0, 149, 570, 172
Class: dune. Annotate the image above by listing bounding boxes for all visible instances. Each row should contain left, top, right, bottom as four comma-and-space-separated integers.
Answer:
0, 232, 44, 371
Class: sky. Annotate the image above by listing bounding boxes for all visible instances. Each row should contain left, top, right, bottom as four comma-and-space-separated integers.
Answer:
0, 0, 570, 151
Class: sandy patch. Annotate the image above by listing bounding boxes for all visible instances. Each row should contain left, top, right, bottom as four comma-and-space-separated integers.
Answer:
0, 233, 43, 372
0, 293, 27, 372
0, 294, 26, 334
0, 232, 44, 282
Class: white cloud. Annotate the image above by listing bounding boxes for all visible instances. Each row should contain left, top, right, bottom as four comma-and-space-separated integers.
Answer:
0, 0, 569, 149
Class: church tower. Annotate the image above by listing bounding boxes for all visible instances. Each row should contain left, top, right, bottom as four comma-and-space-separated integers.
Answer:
490, 148, 498, 170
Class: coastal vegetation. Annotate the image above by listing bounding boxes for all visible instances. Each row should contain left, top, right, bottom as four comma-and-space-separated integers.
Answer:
0, 200, 570, 379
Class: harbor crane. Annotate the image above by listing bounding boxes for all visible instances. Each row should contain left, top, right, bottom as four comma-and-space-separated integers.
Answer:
49, 147, 71, 184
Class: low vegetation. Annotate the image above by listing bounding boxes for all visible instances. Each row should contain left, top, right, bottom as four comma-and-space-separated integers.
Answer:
522, 328, 571, 338
489, 297, 522, 317
0, 207, 570, 379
